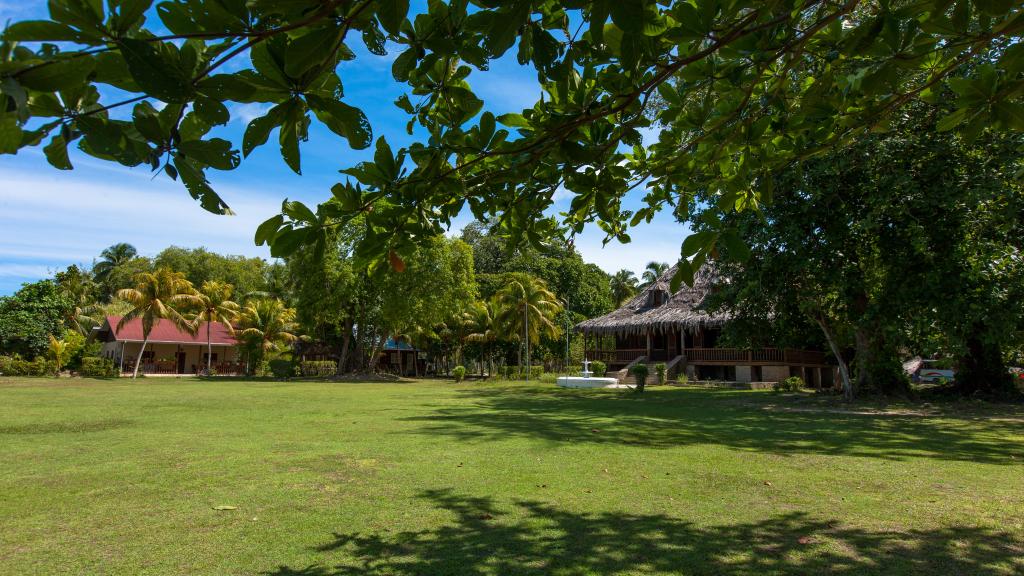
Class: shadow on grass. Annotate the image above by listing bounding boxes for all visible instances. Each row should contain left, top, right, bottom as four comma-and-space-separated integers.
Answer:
265, 488, 1024, 576
402, 387, 1024, 464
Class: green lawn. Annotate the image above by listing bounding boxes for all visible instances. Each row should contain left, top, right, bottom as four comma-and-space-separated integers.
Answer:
1, 377, 1023, 575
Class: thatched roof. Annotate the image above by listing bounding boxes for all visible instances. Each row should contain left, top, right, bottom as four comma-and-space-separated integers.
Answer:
577, 263, 728, 335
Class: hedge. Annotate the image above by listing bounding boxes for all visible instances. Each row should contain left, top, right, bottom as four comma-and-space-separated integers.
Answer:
268, 359, 296, 378
0, 355, 55, 376
300, 360, 337, 377
78, 356, 118, 378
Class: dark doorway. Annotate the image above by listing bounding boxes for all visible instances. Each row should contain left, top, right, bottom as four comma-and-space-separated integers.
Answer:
176, 352, 186, 374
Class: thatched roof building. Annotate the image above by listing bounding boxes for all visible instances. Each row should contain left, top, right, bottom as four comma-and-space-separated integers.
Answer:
576, 264, 729, 336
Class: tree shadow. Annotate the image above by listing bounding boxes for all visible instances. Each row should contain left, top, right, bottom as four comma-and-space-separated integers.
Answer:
401, 387, 1024, 464
264, 488, 1024, 575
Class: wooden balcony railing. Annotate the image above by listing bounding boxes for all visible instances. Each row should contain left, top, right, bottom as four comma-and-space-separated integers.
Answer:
586, 348, 829, 366
585, 348, 646, 365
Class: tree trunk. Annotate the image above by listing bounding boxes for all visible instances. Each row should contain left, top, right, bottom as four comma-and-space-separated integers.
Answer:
854, 327, 872, 393
131, 337, 149, 379
206, 321, 213, 375
815, 314, 853, 401
338, 318, 352, 375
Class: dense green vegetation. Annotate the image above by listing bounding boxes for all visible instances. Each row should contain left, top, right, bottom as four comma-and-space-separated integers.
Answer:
2, 377, 1022, 575
702, 103, 1024, 398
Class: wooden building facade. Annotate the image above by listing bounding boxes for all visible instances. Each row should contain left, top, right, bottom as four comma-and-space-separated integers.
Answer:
577, 265, 835, 386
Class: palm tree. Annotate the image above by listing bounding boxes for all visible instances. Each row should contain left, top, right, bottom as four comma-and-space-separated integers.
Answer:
465, 301, 498, 377
609, 269, 639, 306
640, 261, 670, 288
55, 264, 102, 335
93, 243, 138, 283
48, 334, 68, 374
238, 298, 299, 372
116, 268, 200, 379
193, 281, 240, 375
493, 276, 562, 379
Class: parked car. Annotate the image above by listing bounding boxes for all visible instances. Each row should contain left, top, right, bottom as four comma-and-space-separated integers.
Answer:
911, 359, 956, 383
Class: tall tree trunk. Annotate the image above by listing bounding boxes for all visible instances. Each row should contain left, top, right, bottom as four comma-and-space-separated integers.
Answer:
337, 318, 353, 375
206, 320, 213, 375
132, 337, 149, 380
854, 327, 872, 392
815, 314, 853, 401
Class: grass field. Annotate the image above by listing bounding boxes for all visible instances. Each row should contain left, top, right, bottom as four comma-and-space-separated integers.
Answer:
2, 377, 1023, 575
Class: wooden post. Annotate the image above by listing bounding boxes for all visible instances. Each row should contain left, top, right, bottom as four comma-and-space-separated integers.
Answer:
645, 331, 652, 360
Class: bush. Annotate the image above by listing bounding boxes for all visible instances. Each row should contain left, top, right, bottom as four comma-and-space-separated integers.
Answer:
654, 363, 667, 384
0, 355, 55, 376
499, 365, 543, 380
300, 360, 336, 377
78, 356, 118, 378
591, 360, 607, 377
630, 363, 650, 392
452, 365, 466, 382
268, 359, 296, 378
773, 376, 805, 392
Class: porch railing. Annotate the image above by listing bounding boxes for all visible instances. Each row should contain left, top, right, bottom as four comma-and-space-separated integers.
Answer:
585, 348, 829, 366
585, 348, 646, 365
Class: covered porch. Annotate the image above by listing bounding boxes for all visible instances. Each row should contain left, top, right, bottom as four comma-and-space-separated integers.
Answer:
107, 342, 243, 376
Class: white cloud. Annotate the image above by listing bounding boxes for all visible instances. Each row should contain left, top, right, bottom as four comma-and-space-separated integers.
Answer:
230, 102, 271, 125
0, 156, 285, 293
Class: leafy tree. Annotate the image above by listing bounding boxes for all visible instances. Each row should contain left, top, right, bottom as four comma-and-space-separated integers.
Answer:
609, 270, 638, 307
92, 243, 138, 284
193, 280, 240, 375
154, 246, 270, 297
238, 298, 299, 372
706, 103, 1023, 398
4, 2, 1020, 275
0, 280, 72, 358
100, 256, 153, 302
493, 274, 562, 376
465, 300, 499, 377
116, 268, 200, 379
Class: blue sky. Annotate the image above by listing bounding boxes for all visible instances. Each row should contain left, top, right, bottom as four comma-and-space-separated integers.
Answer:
0, 3, 688, 295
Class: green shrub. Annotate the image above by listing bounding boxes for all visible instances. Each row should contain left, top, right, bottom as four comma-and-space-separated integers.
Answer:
655, 363, 667, 384
78, 356, 118, 378
591, 360, 607, 377
300, 360, 336, 377
773, 376, 805, 392
630, 363, 650, 392
0, 355, 56, 376
268, 359, 295, 378
452, 365, 466, 382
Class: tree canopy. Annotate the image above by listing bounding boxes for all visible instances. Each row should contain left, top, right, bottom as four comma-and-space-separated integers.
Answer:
2, 1, 1021, 278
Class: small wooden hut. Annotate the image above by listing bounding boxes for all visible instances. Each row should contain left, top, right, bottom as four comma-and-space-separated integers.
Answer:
577, 264, 835, 386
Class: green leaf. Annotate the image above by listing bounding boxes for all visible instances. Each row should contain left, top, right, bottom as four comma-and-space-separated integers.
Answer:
609, 0, 645, 34
719, 229, 751, 262
284, 24, 342, 78
254, 214, 284, 246
0, 116, 24, 154
243, 103, 286, 157
177, 138, 240, 171
17, 58, 95, 92
113, 0, 153, 31
392, 48, 417, 82
331, 182, 362, 211
278, 100, 306, 174
43, 134, 73, 169
936, 107, 968, 132
377, 0, 409, 35
497, 113, 530, 128
306, 95, 372, 150
374, 136, 398, 181
173, 155, 233, 214
4, 20, 89, 42
193, 97, 230, 126
119, 39, 192, 102
485, 0, 530, 57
